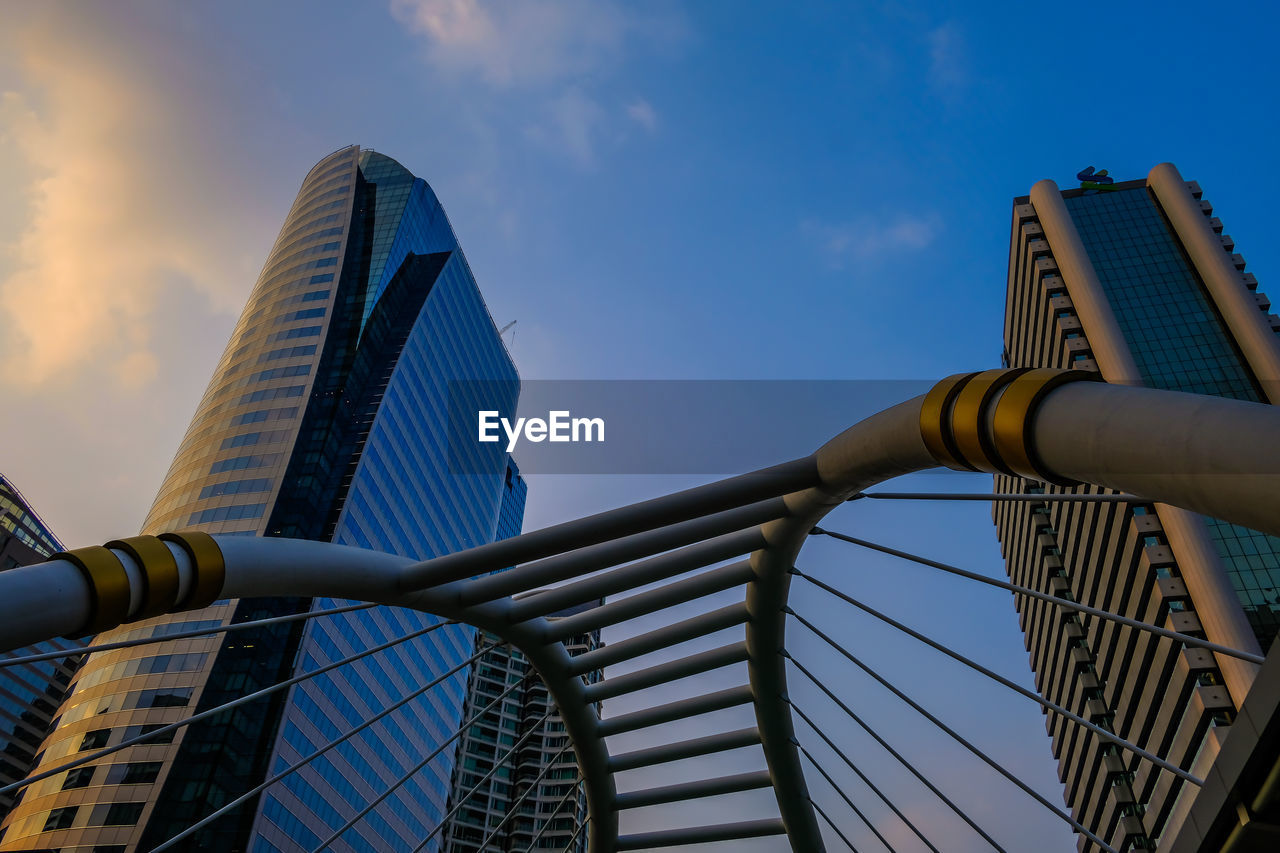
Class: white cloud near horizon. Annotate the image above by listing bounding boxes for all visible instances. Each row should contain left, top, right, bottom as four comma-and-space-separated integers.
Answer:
803, 213, 942, 267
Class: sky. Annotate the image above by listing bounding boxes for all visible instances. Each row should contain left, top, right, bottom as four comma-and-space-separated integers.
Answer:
1, 1, 1278, 850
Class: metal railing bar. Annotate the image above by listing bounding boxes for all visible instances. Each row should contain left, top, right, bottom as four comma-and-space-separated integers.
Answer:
0, 602, 377, 668
787, 657, 1006, 853
789, 700, 940, 853
0, 620, 451, 797
787, 611, 1120, 853
808, 529, 1264, 665
789, 572, 1204, 785
798, 742, 895, 852
147, 641, 501, 852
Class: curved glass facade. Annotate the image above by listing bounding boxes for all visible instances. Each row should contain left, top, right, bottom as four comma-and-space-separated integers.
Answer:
0, 147, 521, 853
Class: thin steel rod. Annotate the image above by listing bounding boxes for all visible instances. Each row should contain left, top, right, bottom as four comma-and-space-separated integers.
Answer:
788, 611, 1120, 853
309, 674, 533, 853
403, 706, 558, 853
798, 742, 895, 852
810, 529, 1265, 664
788, 657, 1005, 853
810, 795, 860, 853
790, 571, 1205, 785
853, 492, 1143, 503
562, 816, 589, 853
0, 602, 377, 668
475, 741, 575, 851
523, 777, 582, 851
148, 641, 502, 853
568, 601, 749, 675
541, 560, 754, 641
789, 701, 939, 853
0, 620, 449, 797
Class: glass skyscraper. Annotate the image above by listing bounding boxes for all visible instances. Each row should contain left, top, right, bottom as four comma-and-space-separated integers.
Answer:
0, 146, 523, 853
995, 163, 1280, 852
0, 474, 80, 820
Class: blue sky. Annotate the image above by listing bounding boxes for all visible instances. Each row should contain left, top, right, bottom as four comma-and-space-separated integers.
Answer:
1, 1, 1277, 850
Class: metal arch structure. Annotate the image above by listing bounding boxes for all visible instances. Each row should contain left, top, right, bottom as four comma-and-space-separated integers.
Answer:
3, 368, 1280, 852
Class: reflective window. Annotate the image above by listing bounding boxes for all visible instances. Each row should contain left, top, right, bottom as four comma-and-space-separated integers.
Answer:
42, 805, 77, 831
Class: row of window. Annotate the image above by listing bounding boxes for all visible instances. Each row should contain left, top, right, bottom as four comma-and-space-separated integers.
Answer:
231, 406, 298, 427
258, 344, 317, 364
253, 363, 312, 383
188, 503, 266, 526
267, 325, 323, 344
62, 761, 162, 791
275, 306, 327, 324
198, 478, 272, 500
239, 384, 305, 406
220, 428, 292, 451
42, 801, 144, 832
59, 684, 195, 728
71, 653, 208, 693
210, 453, 282, 474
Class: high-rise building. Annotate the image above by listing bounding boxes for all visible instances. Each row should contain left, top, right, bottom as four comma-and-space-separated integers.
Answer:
438, 461, 597, 853
441, 619, 598, 853
994, 163, 1280, 852
0, 146, 523, 853
0, 475, 81, 820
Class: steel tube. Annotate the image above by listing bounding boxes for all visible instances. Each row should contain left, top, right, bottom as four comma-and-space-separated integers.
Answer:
597, 684, 754, 737
398, 457, 819, 590
583, 641, 749, 703
567, 602, 749, 676
460, 500, 786, 607
608, 727, 761, 773
541, 561, 755, 641
614, 770, 772, 810
506, 529, 763, 623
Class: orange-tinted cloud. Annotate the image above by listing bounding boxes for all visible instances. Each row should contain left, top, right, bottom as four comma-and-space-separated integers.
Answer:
0, 4, 279, 543
0, 8, 264, 391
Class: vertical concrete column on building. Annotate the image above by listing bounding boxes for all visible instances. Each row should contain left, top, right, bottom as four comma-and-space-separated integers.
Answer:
1029, 180, 1145, 382
1148, 162, 1280, 405
1028, 180, 1261, 707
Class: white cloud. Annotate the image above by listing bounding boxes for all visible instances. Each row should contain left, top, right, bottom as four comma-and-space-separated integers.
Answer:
390, 0, 680, 169
926, 22, 969, 97
625, 98, 658, 132
0, 26, 261, 389
524, 87, 606, 167
803, 214, 941, 267
390, 0, 631, 87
